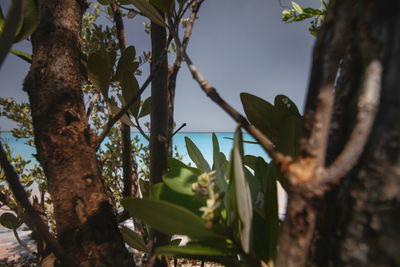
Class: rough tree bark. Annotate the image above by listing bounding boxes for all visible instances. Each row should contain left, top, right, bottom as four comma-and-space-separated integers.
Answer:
149, 15, 170, 267
309, 1, 400, 266
23, 1, 133, 265
277, 1, 400, 266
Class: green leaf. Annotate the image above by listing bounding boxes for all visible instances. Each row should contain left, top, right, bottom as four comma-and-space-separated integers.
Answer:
185, 137, 211, 173
292, 1, 304, 14
155, 243, 233, 257
212, 133, 220, 170
139, 179, 150, 197
121, 72, 140, 117
14, 0, 39, 42
0, 0, 23, 68
155, 243, 244, 267
138, 97, 151, 118
109, 104, 135, 127
274, 95, 300, 117
243, 155, 257, 170
114, 46, 138, 81
231, 127, 253, 254
0, 213, 21, 229
130, 0, 166, 27
240, 93, 284, 144
120, 226, 148, 252
122, 198, 218, 239
87, 51, 111, 97
98, 0, 112, 5
10, 49, 31, 63
150, 0, 174, 14
256, 157, 279, 260
152, 182, 205, 216
162, 167, 198, 196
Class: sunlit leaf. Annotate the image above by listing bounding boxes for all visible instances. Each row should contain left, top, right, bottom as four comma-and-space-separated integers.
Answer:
120, 226, 148, 252
122, 198, 219, 239
185, 137, 211, 173
152, 182, 204, 216
231, 127, 253, 254
291, 1, 304, 14
162, 167, 198, 195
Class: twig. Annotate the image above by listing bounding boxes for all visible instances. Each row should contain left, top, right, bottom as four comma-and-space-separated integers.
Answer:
324, 60, 382, 183
117, 4, 143, 17
86, 92, 99, 116
0, 142, 75, 265
135, 117, 150, 141
172, 122, 187, 136
169, 25, 289, 166
13, 228, 35, 254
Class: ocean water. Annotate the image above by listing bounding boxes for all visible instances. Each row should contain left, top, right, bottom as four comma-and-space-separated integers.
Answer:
0, 132, 270, 169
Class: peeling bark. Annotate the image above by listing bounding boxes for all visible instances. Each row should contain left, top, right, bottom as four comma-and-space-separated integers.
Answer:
23, 1, 133, 265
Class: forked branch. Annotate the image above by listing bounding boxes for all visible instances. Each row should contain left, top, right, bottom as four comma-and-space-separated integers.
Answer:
324, 60, 382, 183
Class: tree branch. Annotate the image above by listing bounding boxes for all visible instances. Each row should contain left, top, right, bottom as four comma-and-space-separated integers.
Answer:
0, 142, 75, 265
134, 116, 150, 141
173, 122, 187, 136
324, 60, 382, 183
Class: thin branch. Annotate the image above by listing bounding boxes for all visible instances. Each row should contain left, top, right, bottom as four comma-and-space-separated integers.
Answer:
117, 4, 143, 17
173, 122, 187, 136
135, 116, 150, 141
95, 74, 151, 150
324, 60, 382, 183
169, 26, 290, 166
13, 228, 35, 254
86, 92, 99, 116
0, 142, 75, 265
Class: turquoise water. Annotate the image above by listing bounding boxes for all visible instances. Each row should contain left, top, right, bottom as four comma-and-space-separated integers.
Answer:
0, 132, 270, 169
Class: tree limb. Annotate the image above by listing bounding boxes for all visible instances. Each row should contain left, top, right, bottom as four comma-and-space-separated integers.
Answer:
135, 116, 150, 141
173, 122, 187, 136
324, 60, 382, 183
0, 142, 75, 265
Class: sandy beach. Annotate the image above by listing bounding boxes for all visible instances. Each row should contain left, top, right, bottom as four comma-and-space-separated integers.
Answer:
0, 226, 35, 262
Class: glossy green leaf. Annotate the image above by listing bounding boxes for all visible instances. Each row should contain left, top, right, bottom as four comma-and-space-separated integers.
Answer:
256, 157, 279, 260
0, 0, 22, 68
109, 104, 135, 127
120, 226, 148, 252
122, 198, 218, 239
231, 128, 253, 254
185, 137, 211, 173
114, 46, 138, 81
152, 182, 204, 216
121, 72, 140, 117
162, 167, 198, 195
0, 7, 5, 33
87, 51, 111, 97
170, 238, 181, 246
292, 1, 304, 14
0, 212, 21, 229
138, 97, 151, 118
130, 0, 166, 27
155, 242, 233, 257
277, 115, 299, 157
14, 0, 39, 42
274, 95, 300, 117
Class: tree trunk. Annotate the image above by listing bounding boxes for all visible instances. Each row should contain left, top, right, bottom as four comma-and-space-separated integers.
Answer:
23, 1, 134, 265
149, 15, 170, 267
309, 1, 400, 266
277, 1, 400, 266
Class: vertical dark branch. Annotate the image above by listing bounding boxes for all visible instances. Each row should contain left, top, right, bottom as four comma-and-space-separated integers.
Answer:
149, 10, 170, 267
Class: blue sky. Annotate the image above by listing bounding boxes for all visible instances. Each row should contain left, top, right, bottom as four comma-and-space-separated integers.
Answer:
0, 0, 320, 132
